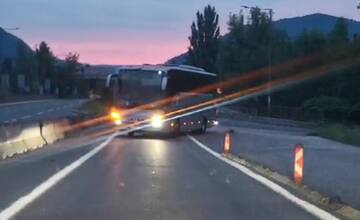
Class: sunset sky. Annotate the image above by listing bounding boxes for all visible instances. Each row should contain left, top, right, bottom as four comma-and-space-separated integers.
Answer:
1, 0, 359, 65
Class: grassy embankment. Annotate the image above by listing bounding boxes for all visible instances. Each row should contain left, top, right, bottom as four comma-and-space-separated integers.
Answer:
315, 124, 360, 147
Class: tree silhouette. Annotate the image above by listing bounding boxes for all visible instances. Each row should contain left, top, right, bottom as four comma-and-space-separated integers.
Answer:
188, 5, 220, 73
329, 18, 349, 46
35, 41, 55, 89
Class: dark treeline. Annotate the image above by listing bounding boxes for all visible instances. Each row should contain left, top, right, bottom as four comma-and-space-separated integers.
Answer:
188, 5, 360, 123
0, 41, 83, 98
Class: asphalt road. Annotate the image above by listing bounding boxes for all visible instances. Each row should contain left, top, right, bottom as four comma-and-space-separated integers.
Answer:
0, 130, 321, 220
0, 99, 86, 124
196, 119, 360, 210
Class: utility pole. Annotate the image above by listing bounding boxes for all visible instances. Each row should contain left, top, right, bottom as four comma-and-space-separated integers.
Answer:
264, 8, 273, 117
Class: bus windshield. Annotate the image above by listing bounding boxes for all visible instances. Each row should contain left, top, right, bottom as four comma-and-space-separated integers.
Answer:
118, 70, 164, 108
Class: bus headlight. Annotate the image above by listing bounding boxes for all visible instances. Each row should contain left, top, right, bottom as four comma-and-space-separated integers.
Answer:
151, 114, 163, 128
110, 110, 122, 125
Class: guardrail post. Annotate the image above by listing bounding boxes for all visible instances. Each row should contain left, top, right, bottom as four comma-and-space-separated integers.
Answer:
294, 144, 304, 185
224, 131, 232, 154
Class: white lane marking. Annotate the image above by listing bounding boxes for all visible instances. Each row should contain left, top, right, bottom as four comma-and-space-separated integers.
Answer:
0, 123, 150, 220
47, 108, 54, 112
37, 112, 44, 116
0, 99, 54, 107
10, 119, 17, 122
187, 135, 339, 220
0, 133, 118, 220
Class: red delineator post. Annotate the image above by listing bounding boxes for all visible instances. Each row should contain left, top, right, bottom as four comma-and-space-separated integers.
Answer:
224, 132, 231, 154
294, 144, 304, 185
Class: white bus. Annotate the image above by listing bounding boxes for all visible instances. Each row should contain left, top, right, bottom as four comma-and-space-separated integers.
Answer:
106, 65, 218, 136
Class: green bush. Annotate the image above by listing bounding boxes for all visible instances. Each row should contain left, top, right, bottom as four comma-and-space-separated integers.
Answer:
316, 124, 360, 147
303, 96, 351, 121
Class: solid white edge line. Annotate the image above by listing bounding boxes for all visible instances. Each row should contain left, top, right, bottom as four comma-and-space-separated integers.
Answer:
0, 133, 118, 220
187, 135, 339, 220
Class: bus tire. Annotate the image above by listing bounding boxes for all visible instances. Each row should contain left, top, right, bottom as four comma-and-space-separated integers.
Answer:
193, 118, 207, 134
128, 131, 135, 137
200, 118, 207, 134
173, 119, 181, 137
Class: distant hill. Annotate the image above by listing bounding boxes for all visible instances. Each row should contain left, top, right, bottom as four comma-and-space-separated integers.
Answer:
0, 27, 33, 60
167, 13, 360, 65
275, 13, 360, 39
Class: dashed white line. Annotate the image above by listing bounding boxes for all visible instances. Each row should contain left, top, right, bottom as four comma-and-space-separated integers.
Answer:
37, 112, 44, 116
47, 109, 54, 112
187, 135, 339, 220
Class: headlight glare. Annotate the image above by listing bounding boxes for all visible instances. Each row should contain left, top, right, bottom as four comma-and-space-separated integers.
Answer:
151, 114, 163, 128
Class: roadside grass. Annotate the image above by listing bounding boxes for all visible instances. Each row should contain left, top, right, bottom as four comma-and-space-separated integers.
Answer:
315, 123, 360, 147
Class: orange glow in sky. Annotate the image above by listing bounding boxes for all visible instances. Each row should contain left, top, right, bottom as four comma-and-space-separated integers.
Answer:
27, 38, 187, 65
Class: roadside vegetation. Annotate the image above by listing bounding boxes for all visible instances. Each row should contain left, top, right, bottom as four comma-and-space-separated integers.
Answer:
0, 41, 83, 100
315, 124, 360, 147
187, 5, 360, 125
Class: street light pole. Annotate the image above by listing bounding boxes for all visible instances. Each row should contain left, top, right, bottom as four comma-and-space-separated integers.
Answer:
240, 6, 274, 117
264, 8, 273, 117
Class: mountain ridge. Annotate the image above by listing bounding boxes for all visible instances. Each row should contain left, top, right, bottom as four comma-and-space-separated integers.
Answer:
167, 13, 360, 64
0, 27, 33, 61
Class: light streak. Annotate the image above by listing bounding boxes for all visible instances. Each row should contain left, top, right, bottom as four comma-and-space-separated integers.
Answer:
63, 55, 360, 134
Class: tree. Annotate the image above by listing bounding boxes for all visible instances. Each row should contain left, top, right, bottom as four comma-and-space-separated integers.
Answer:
1, 58, 14, 92
218, 7, 286, 76
329, 18, 349, 46
64, 52, 80, 74
15, 44, 36, 92
1, 58, 13, 74
35, 41, 55, 92
303, 96, 351, 121
188, 5, 220, 73
295, 29, 327, 56
218, 12, 246, 74
57, 52, 80, 97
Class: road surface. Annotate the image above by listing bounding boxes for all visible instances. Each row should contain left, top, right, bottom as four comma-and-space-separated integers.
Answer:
0, 127, 330, 220
0, 99, 86, 124
196, 119, 360, 210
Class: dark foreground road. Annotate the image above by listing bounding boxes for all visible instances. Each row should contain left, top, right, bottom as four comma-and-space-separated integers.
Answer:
0, 132, 331, 220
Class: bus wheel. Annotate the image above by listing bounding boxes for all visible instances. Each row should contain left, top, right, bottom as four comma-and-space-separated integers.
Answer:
200, 118, 207, 134
172, 119, 181, 137
128, 131, 135, 137
194, 118, 207, 134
